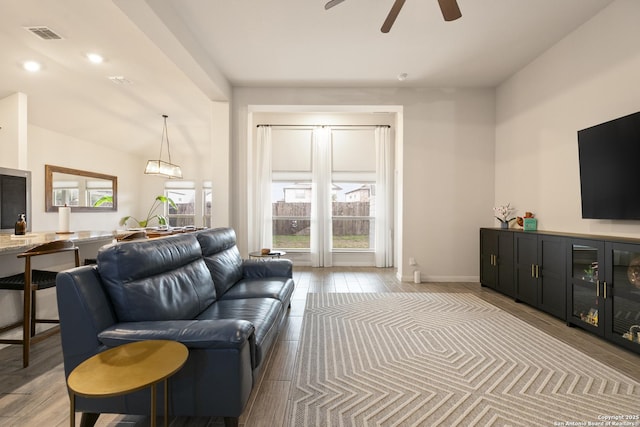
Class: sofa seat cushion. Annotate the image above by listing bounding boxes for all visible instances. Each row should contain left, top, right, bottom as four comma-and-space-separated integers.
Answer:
97, 234, 217, 322
97, 319, 255, 350
220, 278, 294, 305
196, 298, 282, 368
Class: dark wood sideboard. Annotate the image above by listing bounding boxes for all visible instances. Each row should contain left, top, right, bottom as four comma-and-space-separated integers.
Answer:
480, 227, 640, 355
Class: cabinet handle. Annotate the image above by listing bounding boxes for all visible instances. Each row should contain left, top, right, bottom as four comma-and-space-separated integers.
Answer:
536, 264, 540, 278
531, 264, 535, 277
603, 282, 607, 299
492, 254, 496, 266
596, 280, 600, 297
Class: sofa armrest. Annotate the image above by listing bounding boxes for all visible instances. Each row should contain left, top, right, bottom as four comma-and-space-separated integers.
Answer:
242, 259, 292, 279
97, 319, 255, 350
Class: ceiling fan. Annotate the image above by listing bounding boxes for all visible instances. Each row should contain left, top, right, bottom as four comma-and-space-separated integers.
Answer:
324, 0, 462, 33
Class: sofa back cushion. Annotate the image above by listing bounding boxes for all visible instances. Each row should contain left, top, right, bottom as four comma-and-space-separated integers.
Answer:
97, 233, 217, 322
196, 228, 243, 297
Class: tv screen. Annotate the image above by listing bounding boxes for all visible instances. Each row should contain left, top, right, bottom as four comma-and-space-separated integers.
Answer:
578, 111, 640, 219
0, 167, 31, 233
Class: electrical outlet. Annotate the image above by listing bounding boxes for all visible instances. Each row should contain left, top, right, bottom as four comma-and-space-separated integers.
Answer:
409, 257, 416, 266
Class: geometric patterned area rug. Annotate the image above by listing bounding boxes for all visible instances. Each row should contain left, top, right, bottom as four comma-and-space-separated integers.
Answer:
289, 293, 640, 427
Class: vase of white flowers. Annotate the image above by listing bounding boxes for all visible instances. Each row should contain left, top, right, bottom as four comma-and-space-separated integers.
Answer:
493, 203, 516, 229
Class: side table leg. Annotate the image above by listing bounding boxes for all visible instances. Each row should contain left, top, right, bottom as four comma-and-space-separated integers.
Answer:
70, 391, 75, 427
151, 383, 157, 427
164, 378, 169, 427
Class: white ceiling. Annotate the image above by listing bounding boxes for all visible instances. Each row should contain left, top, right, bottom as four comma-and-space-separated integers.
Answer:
0, 0, 615, 158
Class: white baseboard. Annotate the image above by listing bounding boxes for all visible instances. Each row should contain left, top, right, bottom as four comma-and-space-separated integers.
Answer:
400, 274, 479, 283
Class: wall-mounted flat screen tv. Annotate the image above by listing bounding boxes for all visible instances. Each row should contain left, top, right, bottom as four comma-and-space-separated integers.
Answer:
578, 111, 640, 220
0, 167, 31, 233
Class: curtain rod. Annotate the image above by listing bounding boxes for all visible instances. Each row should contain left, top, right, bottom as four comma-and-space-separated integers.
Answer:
256, 124, 390, 128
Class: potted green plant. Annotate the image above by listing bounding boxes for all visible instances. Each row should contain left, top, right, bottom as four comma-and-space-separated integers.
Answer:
94, 195, 177, 228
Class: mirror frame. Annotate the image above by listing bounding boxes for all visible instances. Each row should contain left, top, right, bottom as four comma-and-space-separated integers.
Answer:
45, 164, 118, 212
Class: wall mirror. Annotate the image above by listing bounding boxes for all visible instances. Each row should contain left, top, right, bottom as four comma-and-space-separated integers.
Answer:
45, 164, 117, 212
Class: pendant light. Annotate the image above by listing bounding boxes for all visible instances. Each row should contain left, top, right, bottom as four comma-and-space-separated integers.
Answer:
144, 114, 183, 179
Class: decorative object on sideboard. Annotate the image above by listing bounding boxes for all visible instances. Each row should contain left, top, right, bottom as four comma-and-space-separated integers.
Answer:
493, 203, 516, 229
622, 325, 640, 343
516, 211, 537, 231
144, 114, 183, 179
626, 257, 640, 289
119, 195, 177, 229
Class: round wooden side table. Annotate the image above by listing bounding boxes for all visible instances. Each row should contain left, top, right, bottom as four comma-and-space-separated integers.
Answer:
67, 340, 188, 427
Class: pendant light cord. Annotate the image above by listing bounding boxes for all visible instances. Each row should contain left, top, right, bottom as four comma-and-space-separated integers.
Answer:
159, 114, 173, 164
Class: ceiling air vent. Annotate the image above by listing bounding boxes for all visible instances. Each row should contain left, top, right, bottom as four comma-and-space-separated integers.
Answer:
25, 26, 63, 40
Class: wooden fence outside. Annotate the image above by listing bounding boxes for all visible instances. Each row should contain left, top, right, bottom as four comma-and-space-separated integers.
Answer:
273, 201, 371, 236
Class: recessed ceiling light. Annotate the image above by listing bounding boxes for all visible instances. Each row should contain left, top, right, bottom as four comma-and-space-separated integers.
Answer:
86, 53, 104, 64
23, 61, 41, 72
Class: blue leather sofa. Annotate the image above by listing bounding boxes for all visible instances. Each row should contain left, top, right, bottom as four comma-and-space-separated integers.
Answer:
56, 227, 294, 427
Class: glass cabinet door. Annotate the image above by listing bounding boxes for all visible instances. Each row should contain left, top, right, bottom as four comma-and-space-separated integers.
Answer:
568, 242, 603, 332
606, 245, 640, 350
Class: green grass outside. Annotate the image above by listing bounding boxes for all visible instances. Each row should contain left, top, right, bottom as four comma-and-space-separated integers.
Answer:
274, 234, 369, 249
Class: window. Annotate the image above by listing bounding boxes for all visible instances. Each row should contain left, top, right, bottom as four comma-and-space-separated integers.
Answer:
52, 179, 80, 206
330, 129, 377, 251
86, 180, 113, 207
332, 182, 375, 250
272, 181, 311, 249
203, 181, 212, 228
257, 124, 392, 266
270, 128, 313, 250
165, 181, 196, 227
53, 187, 79, 207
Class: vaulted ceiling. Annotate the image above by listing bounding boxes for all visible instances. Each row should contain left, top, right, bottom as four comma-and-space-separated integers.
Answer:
0, 0, 615, 157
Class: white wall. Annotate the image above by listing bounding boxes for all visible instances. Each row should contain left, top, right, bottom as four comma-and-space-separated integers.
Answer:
28, 125, 142, 232
232, 87, 496, 281
0, 93, 27, 170
495, 0, 640, 238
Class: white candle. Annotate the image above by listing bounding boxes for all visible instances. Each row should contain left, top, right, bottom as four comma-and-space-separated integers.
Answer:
58, 205, 71, 232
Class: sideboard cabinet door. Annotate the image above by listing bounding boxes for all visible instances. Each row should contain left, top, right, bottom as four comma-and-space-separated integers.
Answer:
566, 238, 605, 335
480, 229, 514, 297
603, 241, 640, 353
515, 233, 566, 320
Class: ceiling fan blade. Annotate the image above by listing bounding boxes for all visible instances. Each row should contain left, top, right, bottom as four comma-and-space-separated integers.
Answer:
325, 0, 346, 10
381, 0, 406, 33
438, 0, 462, 21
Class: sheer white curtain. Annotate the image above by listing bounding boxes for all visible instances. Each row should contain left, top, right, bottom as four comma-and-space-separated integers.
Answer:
256, 125, 273, 250
375, 126, 393, 267
311, 126, 333, 267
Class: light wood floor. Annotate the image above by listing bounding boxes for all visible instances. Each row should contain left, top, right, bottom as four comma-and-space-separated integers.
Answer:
1, 267, 638, 426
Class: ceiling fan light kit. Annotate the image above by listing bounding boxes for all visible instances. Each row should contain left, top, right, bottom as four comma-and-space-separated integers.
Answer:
325, 0, 462, 32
